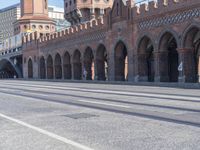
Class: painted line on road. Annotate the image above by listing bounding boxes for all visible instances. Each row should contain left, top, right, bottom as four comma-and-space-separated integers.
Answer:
76, 99, 131, 108
1, 82, 200, 101
0, 113, 94, 150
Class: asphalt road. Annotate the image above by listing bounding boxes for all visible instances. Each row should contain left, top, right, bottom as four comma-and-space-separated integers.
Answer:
0, 80, 200, 150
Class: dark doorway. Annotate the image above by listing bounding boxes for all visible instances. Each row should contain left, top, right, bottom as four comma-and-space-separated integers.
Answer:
28, 59, 33, 78
114, 41, 128, 81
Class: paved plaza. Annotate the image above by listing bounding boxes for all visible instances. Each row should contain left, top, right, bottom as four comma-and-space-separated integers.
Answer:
0, 80, 199, 150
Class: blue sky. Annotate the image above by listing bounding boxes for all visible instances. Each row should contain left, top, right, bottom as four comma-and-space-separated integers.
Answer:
0, 0, 64, 9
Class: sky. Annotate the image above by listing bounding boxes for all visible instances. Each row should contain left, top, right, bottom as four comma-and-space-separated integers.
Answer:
0, 0, 144, 9
0, 0, 64, 9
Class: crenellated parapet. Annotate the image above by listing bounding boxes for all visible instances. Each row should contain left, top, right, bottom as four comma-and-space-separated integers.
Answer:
131, 0, 200, 30
132, 0, 200, 19
38, 17, 105, 44
22, 17, 105, 48
22, 32, 40, 47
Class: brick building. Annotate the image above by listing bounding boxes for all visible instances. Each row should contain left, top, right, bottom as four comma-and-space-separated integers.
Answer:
22, 0, 200, 83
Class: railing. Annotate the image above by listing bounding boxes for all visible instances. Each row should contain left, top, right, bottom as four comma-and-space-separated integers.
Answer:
0, 46, 22, 57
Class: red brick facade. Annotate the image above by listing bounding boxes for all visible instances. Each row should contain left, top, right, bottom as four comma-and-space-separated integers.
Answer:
23, 0, 200, 83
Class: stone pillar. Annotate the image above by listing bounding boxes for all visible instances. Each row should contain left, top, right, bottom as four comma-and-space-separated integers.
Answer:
177, 48, 196, 83
108, 53, 114, 81
53, 59, 55, 79
82, 58, 86, 80
154, 52, 160, 82
45, 59, 48, 79
37, 58, 40, 79
137, 53, 148, 82
61, 59, 64, 80
127, 50, 134, 82
133, 54, 139, 82
33, 57, 39, 79
71, 58, 74, 80
157, 51, 169, 82
93, 55, 98, 80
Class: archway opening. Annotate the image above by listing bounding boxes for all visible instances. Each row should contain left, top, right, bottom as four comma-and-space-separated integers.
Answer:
96, 44, 108, 80
159, 32, 178, 82
138, 36, 154, 82
63, 51, 72, 79
28, 58, 33, 78
114, 41, 128, 81
55, 53, 62, 79
47, 55, 53, 79
73, 50, 82, 80
0, 59, 19, 78
84, 47, 94, 80
183, 27, 200, 82
40, 56, 46, 79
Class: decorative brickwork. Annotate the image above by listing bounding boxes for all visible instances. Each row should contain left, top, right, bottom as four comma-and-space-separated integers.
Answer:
22, 0, 200, 83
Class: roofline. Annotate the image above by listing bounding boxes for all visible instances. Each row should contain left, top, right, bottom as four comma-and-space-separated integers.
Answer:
0, 3, 20, 12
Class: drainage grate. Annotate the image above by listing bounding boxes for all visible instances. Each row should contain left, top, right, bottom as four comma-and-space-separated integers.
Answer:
64, 113, 98, 119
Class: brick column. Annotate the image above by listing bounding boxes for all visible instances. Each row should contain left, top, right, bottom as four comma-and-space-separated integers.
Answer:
127, 49, 134, 82
137, 53, 148, 82
156, 51, 169, 82
45, 59, 48, 79
52, 59, 55, 79
82, 58, 86, 80
93, 56, 98, 81
108, 53, 114, 81
177, 48, 196, 83
154, 52, 160, 82
61, 59, 64, 80
71, 58, 74, 80
133, 54, 139, 82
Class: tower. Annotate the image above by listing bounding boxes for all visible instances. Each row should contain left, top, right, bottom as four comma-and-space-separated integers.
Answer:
14, 0, 56, 35
64, 0, 113, 25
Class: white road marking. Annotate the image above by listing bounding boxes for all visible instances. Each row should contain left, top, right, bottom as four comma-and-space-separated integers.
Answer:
76, 100, 131, 108
1, 82, 200, 101
0, 113, 94, 150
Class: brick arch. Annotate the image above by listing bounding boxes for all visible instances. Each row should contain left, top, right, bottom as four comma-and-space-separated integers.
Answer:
136, 33, 156, 52
96, 44, 108, 81
39, 56, 46, 79
114, 40, 128, 81
112, 39, 130, 56
73, 49, 82, 80
0, 58, 22, 78
63, 51, 72, 79
158, 29, 180, 51
47, 55, 54, 79
84, 47, 94, 80
181, 24, 200, 82
158, 30, 179, 82
137, 36, 155, 82
54, 53, 62, 79
181, 23, 200, 48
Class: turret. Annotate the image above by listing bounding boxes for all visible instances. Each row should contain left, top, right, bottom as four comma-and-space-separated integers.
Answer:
14, 0, 56, 36
64, 0, 113, 25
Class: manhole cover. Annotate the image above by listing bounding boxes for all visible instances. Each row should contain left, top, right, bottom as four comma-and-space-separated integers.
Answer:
64, 113, 98, 119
